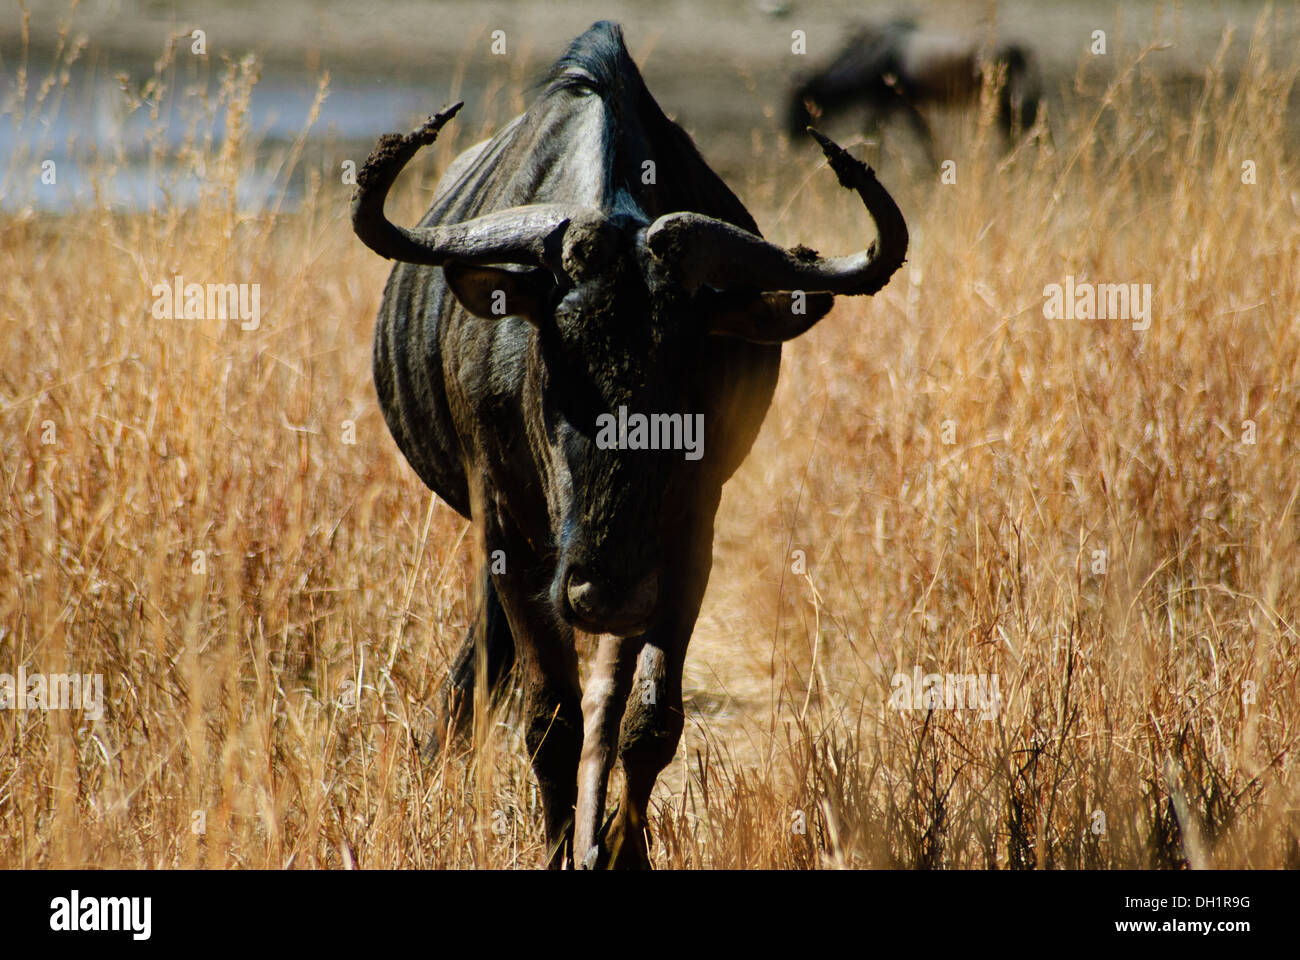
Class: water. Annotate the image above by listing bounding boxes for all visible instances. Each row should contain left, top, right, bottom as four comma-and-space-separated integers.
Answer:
1, 61, 448, 212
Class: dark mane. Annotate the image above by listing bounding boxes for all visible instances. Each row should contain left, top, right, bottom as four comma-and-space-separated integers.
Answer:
545, 20, 637, 96
540, 20, 759, 231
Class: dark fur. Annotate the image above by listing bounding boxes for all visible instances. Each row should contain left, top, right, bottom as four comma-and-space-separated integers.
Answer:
373, 22, 790, 866
788, 19, 1042, 158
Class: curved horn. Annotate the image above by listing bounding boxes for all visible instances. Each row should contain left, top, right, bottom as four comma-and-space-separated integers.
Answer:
351, 104, 590, 269
645, 128, 908, 297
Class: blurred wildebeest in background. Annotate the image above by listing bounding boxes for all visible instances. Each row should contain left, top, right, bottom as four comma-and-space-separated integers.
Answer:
788, 19, 1043, 164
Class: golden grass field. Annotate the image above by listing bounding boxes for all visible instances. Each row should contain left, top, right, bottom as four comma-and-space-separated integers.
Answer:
2, 8, 1299, 869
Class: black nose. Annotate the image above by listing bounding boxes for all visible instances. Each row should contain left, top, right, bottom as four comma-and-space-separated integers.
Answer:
563, 567, 659, 637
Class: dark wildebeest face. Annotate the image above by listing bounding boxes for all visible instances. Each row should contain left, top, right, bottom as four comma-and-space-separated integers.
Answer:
351, 107, 909, 639
536, 220, 683, 637
449, 213, 722, 637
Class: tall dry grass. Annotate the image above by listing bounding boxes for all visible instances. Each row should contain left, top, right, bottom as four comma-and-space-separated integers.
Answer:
2, 12, 1298, 868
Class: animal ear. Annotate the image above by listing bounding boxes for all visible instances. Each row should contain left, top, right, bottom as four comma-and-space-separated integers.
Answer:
706, 291, 835, 343
444, 263, 552, 322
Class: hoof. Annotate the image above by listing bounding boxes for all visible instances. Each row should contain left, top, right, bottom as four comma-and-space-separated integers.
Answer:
577, 804, 620, 869
606, 809, 653, 870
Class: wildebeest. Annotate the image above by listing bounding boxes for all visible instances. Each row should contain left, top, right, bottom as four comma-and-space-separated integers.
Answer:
352, 21, 907, 868
788, 19, 1042, 163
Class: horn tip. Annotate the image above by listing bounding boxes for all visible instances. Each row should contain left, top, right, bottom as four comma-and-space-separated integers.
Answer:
412, 102, 464, 144
807, 127, 873, 187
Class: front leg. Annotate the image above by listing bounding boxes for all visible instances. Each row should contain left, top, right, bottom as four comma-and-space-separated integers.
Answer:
605, 501, 719, 869
483, 506, 583, 869
574, 633, 642, 868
